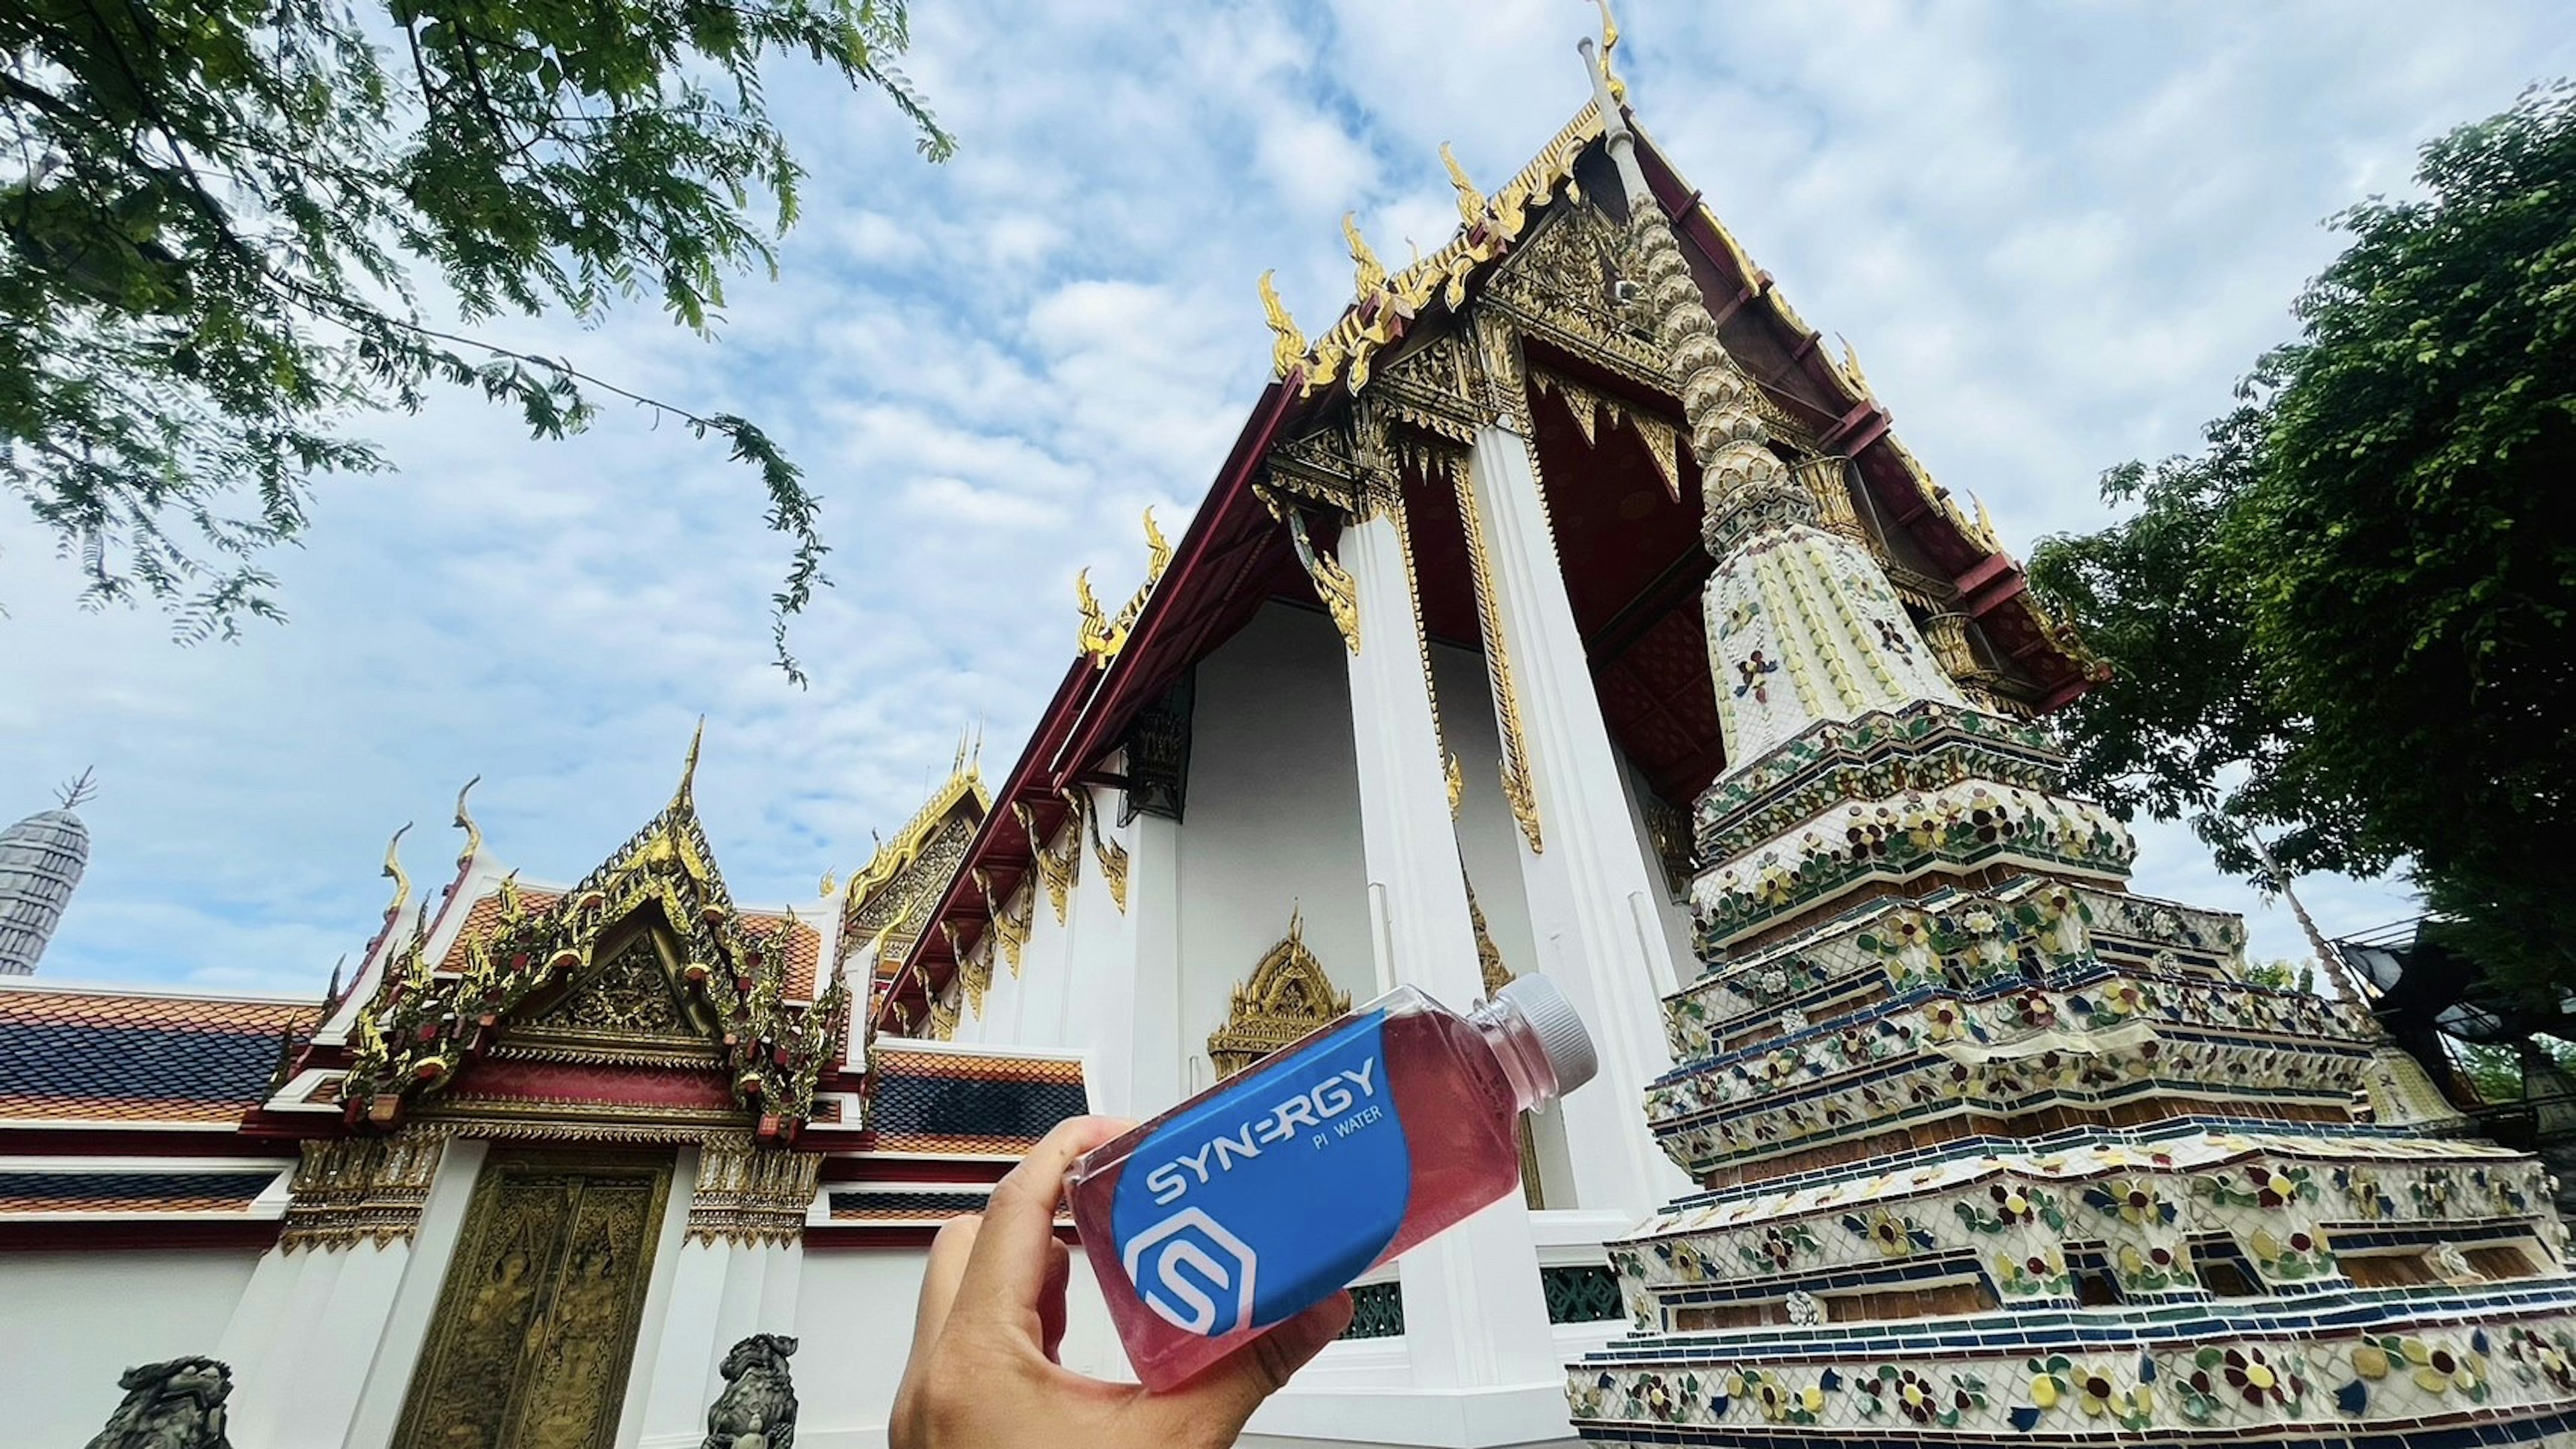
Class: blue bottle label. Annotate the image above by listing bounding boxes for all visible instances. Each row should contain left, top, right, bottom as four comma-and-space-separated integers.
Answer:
1110, 1010, 1410, 1336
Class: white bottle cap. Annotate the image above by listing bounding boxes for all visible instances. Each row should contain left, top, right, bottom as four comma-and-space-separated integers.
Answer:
1496, 974, 1598, 1096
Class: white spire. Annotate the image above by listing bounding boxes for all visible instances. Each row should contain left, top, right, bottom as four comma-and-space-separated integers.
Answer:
0, 771, 96, 975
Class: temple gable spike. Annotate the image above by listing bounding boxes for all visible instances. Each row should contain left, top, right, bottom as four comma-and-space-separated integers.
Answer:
1589, 0, 1627, 103
451, 775, 484, 871
1441, 142, 1486, 226
676, 716, 706, 808
380, 822, 414, 929
1344, 212, 1387, 299
1258, 269, 1309, 381
56, 768, 98, 810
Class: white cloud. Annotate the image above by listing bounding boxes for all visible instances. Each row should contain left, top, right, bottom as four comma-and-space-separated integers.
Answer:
5, 0, 2565, 992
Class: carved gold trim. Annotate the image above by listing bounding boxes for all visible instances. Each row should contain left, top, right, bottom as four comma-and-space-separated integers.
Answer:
1452, 429, 1544, 855
1079, 789, 1129, 913
687, 1134, 821, 1246
958, 934, 994, 1018
1468, 881, 1513, 996
1018, 801, 1082, 926
1208, 910, 1352, 1080
1075, 509, 1174, 666
410, 1094, 756, 1142
392, 1148, 672, 1449
1532, 368, 1684, 500
1273, 103, 1605, 397
279, 1132, 444, 1251
1284, 510, 1361, 654
977, 867, 1032, 977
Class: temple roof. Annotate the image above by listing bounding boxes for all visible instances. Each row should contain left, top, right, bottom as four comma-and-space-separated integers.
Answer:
875, 83, 2106, 1030
0, 981, 314, 1126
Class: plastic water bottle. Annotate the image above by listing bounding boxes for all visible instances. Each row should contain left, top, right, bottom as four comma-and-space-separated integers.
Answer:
1064, 974, 1598, 1389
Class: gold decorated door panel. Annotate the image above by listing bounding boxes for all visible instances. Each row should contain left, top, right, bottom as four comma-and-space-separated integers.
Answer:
392, 1150, 672, 1449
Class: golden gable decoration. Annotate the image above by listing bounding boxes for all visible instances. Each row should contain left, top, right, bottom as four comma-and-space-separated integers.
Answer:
341, 726, 852, 1146
1208, 910, 1352, 1080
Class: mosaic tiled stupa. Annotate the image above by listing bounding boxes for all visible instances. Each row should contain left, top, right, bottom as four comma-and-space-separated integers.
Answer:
1560, 36, 2576, 1449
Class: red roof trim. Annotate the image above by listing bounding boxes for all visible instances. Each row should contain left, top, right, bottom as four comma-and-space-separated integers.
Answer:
879, 382, 1309, 1026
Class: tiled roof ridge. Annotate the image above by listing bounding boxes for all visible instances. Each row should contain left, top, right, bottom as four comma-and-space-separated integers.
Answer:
0, 977, 323, 1008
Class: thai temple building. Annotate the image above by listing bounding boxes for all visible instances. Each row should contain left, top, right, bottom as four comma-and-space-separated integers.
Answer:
5, 13, 2569, 1449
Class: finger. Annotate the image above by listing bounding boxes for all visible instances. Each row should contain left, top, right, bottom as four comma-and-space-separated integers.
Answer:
1038, 1236, 1073, 1364
951, 1114, 1130, 1333
1155, 1291, 1355, 1436
908, 1214, 981, 1365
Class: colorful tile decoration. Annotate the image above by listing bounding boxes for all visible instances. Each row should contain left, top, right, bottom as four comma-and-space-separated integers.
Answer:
864, 1048, 1089, 1155
1570, 688, 2573, 1448
0, 987, 314, 1124
0, 1168, 285, 1216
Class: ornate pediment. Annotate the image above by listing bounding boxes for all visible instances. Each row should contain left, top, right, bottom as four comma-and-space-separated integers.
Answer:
1208, 912, 1353, 1080
841, 739, 988, 982
342, 732, 851, 1144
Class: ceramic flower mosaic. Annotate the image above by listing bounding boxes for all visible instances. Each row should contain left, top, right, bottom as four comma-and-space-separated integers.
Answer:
1573, 675, 2572, 1448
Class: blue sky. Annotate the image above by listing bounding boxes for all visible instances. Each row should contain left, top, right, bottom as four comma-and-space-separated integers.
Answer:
5, 0, 2570, 994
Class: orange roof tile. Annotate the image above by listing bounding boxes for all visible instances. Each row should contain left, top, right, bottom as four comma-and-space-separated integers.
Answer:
0, 987, 315, 1125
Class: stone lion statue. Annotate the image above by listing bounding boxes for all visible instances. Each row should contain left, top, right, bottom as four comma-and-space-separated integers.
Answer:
83, 1356, 233, 1449
701, 1333, 798, 1449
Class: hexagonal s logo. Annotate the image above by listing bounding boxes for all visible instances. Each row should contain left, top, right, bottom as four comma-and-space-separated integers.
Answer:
1120, 1207, 1258, 1336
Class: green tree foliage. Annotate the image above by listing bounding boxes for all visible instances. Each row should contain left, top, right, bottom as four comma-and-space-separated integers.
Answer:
2031, 83, 2576, 990
2, 0, 950, 678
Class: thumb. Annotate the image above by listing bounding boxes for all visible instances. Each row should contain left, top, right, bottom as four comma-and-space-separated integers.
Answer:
1153, 1291, 1354, 1443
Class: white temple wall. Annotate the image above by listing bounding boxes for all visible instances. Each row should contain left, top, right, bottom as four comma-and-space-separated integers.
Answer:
1429, 637, 1580, 1208
1615, 759, 1701, 988
1013, 859, 1075, 1047
1430, 640, 1543, 986
785, 1242, 1122, 1449
1172, 602, 1375, 1096
0, 1248, 260, 1446
1043, 786, 1148, 1114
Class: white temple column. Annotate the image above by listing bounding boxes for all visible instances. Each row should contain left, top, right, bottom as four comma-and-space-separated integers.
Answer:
224, 1138, 485, 1449
1334, 506, 1560, 1397
1127, 810, 1188, 1113
632, 1147, 808, 1448
1464, 421, 1695, 1216
1056, 784, 1146, 1116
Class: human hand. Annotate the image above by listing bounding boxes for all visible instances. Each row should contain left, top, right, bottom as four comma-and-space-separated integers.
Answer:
890, 1114, 1354, 1449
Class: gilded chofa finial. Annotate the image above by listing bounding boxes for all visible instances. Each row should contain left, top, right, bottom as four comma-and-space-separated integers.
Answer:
677, 717, 706, 807
1142, 507, 1172, 581
1835, 333, 1877, 402
1075, 568, 1120, 662
1344, 213, 1388, 299
1258, 270, 1308, 379
380, 822, 414, 928
1441, 144, 1487, 227
1589, 0, 1628, 103
451, 775, 484, 871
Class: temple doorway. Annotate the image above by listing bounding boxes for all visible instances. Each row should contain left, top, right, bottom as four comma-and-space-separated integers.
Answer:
390, 1149, 672, 1449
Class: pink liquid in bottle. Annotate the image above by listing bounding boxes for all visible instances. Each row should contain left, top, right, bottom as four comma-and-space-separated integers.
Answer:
1065, 974, 1596, 1390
